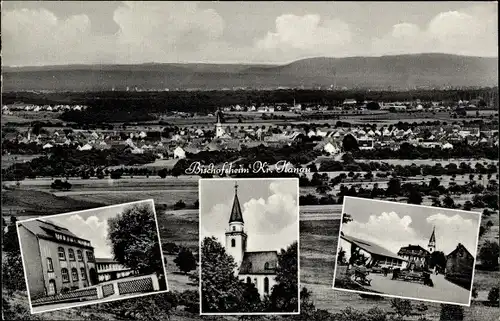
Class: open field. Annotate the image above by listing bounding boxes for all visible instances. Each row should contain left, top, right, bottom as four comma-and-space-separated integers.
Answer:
1, 154, 44, 169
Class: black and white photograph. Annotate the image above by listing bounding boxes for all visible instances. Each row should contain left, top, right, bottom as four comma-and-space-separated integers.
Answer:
333, 197, 482, 306
199, 178, 300, 315
1, 1, 499, 321
16, 200, 168, 314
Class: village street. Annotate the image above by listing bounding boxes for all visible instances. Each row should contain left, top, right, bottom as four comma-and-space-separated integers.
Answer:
365, 273, 471, 304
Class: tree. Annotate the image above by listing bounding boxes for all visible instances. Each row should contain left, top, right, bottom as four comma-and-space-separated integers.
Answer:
107, 203, 163, 275
443, 195, 455, 208
200, 237, 257, 313
440, 304, 463, 321
429, 177, 441, 190
386, 178, 401, 196
158, 169, 168, 178
174, 200, 186, 210
316, 185, 331, 195
342, 213, 352, 224
407, 189, 423, 205
269, 241, 299, 312
164, 242, 179, 255
478, 241, 500, 270
3, 217, 20, 254
366, 101, 380, 110
342, 134, 358, 152
429, 251, 446, 270
174, 247, 197, 274
488, 287, 499, 305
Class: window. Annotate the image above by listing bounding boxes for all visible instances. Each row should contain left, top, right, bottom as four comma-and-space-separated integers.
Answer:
48, 280, 56, 295
264, 277, 269, 294
86, 251, 94, 262
58, 247, 66, 260
68, 249, 75, 261
71, 268, 79, 281
80, 268, 87, 280
77, 250, 83, 261
231, 239, 236, 247
264, 262, 270, 270
232, 226, 236, 231
47, 258, 54, 272
61, 268, 70, 283
246, 277, 251, 284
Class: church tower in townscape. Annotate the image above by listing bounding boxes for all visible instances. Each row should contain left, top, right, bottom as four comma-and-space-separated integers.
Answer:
428, 226, 436, 253
215, 110, 225, 138
225, 182, 247, 272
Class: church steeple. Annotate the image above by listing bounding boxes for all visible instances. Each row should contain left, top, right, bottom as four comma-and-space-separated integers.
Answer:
229, 182, 244, 224
226, 181, 247, 271
428, 226, 436, 253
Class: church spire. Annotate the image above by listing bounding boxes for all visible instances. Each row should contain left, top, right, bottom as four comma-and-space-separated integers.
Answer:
229, 182, 244, 223
428, 226, 436, 253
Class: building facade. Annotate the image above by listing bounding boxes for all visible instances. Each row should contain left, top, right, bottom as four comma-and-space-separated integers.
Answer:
225, 182, 278, 297
18, 220, 97, 299
397, 227, 435, 269
445, 243, 474, 289
95, 258, 135, 282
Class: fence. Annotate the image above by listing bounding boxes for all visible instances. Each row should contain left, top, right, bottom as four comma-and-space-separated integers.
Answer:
117, 276, 154, 295
102, 283, 115, 297
31, 288, 98, 306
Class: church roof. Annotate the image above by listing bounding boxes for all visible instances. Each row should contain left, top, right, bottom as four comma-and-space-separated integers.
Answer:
229, 183, 244, 223
342, 234, 407, 261
429, 227, 436, 244
239, 251, 278, 275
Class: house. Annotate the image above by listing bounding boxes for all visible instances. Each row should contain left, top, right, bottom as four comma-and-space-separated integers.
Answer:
323, 142, 341, 155
173, 146, 186, 159
17, 220, 97, 299
441, 142, 454, 150
338, 233, 408, 269
358, 137, 374, 150
445, 243, 474, 289
397, 245, 430, 269
42, 143, 53, 149
95, 257, 135, 282
226, 183, 278, 297
78, 143, 93, 151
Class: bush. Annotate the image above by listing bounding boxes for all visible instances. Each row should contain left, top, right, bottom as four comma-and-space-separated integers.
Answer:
173, 200, 186, 210
488, 287, 499, 305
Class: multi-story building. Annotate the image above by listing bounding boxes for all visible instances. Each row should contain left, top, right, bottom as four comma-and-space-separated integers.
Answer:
17, 219, 97, 299
95, 257, 135, 282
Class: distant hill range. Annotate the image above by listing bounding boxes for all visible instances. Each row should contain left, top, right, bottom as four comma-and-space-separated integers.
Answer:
2, 54, 497, 92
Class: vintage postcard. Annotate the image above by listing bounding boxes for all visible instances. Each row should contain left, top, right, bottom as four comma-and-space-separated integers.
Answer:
199, 178, 300, 315
332, 197, 482, 306
16, 200, 169, 314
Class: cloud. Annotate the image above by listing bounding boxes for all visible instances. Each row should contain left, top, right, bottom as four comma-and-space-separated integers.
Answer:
201, 181, 298, 252
372, 6, 498, 56
1, 2, 225, 65
47, 214, 112, 258
255, 14, 352, 59
342, 211, 424, 254
426, 213, 480, 256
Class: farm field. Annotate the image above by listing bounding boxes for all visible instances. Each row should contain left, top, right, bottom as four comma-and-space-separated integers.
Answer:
1, 154, 43, 169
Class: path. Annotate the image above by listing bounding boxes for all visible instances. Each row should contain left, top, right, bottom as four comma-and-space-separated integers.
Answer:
367, 273, 470, 304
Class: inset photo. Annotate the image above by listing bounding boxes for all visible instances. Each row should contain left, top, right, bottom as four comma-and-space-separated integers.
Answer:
17, 199, 169, 314
332, 197, 482, 306
199, 178, 300, 315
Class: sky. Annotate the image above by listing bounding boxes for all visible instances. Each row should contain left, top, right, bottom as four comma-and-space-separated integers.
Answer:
199, 178, 299, 252
41, 200, 157, 258
341, 197, 481, 257
2, 1, 498, 66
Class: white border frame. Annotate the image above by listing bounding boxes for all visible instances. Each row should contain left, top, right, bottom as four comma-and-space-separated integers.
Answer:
198, 177, 301, 316
16, 199, 170, 315
331, 196, 483, 307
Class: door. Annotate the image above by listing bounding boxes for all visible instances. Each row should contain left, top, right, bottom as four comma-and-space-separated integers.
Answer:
89, 268, 98, 285
48, 280, 56, 295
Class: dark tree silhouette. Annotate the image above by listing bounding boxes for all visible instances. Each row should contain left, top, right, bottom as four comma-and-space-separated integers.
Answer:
174, 247, 197, 275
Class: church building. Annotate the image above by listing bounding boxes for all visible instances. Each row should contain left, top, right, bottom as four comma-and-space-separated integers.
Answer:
225, 182, 278, 297
215, 110, 231, 139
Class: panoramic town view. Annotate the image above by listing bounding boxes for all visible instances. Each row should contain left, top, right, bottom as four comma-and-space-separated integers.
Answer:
2, 1, 499, 321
